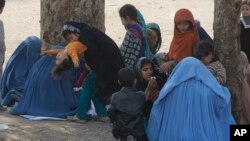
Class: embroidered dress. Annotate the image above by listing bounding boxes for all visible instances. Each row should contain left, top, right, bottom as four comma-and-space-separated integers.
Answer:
207, 60, 226, 85
120, 10, 149, 69
120, 25, 142, 69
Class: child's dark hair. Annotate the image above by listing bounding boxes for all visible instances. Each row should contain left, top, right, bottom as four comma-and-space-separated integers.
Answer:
193, 40, 214, 59
118, 67, 136, 87
52, 56, 74, 79
0, 0, 5, 11
119, 4, 138, 23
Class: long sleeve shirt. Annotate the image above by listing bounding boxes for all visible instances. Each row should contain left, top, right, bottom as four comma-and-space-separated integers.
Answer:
44, 41, 87, 66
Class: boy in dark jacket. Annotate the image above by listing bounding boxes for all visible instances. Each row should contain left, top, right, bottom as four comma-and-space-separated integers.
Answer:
108, 68, 147, 141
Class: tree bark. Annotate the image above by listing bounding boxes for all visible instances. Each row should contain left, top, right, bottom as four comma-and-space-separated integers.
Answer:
40, 0, 105, 50
214, 0, 244, 124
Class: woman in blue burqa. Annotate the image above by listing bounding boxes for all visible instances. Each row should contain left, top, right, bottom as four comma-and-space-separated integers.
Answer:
0, 36, 42, 106
11, 45, 83, 118
147, 57, 235, 141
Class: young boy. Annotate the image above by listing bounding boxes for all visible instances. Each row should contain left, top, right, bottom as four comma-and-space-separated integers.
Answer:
193, 40, 226, 85
108, 68, 147, 141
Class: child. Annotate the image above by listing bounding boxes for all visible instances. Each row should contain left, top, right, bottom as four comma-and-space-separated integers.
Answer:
68, 63, 109, 124
240, 0, 250, 62
119, 4, 150, 69
43, 45, 109, 122
193, 40, 226, 85
46, 21, 124, 104
108, 68, 147, 141
41, 41, 87, 79
0, 0, 5, 83
159, 8, 199, 75
146, 22, 162, 56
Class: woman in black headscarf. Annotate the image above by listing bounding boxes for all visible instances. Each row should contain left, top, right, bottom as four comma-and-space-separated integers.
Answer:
62, 21, 125, 104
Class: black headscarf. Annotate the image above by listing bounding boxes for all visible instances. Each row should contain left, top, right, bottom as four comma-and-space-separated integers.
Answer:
62, 21, 125, 104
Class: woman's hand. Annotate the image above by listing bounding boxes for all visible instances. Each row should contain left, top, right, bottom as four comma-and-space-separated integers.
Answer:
159, 61, 174, 75
145, 77, 159, 101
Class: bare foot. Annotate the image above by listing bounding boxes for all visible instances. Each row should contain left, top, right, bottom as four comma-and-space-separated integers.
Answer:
94, 116, 110, 123
67, 115, 87, 124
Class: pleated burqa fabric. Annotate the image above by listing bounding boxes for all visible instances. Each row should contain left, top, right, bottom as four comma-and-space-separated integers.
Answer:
147, 57, 235, 141
11, 45, 83, 118
0, 36, 42, 106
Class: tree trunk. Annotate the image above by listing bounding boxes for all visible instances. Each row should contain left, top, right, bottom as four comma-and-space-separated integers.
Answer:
214, 0, 244, 124
40, 0, 105, 50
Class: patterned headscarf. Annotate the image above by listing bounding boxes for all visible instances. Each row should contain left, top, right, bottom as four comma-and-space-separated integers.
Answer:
136, 10, 150, 59
62, 21, 89, 39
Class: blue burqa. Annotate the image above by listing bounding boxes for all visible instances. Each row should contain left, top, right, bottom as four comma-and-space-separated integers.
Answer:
11, 45, 82, 118
0, 36, 42, 106
147, 57, 235, 141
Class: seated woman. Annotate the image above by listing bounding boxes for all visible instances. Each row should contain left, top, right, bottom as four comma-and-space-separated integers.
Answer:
0, 36, 42, 106
135, 57, 165, 92
147, 57, 235, 141
11, 45, 84, 118
135, 57, 166, 121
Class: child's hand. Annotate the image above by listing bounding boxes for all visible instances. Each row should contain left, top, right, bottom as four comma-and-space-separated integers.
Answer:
73, 61, 80, 68
145, 78, 159, 101
85, 63, 91, 70
73, 87, 82, 92
40, 51, 47, 56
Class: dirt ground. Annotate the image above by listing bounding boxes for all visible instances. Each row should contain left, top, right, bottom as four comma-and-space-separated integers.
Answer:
0, 0, 214, 140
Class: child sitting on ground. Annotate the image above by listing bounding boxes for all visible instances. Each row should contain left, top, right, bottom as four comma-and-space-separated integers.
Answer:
108, 68, 147, 141
193, 40, 226, 85
159, 8, 199, 75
